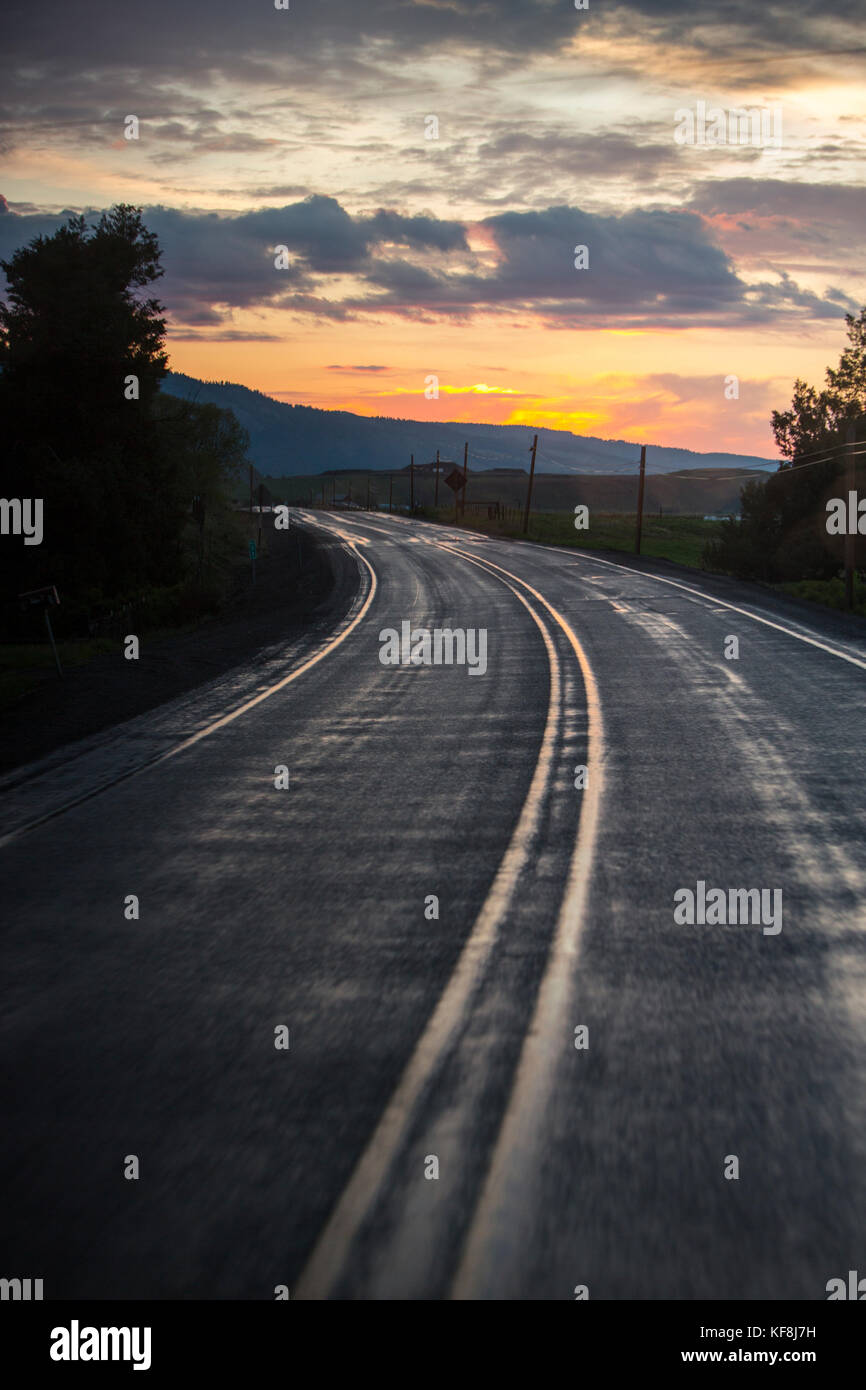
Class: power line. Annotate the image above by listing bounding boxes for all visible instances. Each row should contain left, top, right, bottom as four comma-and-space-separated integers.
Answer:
419, 436, 866, 492
669, 450, 866, 481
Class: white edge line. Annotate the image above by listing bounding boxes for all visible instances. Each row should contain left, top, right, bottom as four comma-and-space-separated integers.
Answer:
526, 544, 866, 673
0, 537, 377, 849
360, 516, 866, 672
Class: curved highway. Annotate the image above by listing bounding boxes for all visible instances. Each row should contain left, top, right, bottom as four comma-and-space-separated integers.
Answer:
1, 509, 864, 1300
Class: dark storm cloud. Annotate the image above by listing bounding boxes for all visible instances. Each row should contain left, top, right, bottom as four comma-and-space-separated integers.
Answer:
0, 195, 849, 330
6, 1, 861, 75
4, 2, 860, 225
348, 203, 850, 326
365, 210, 467, 254
148, 197, 467, 281
0, 195, 462, 322
139, 197, 468, 319
2, 0, 860, 153
492, 205, 738, 304
2, 1, 571, 75
351, 205, 744, 321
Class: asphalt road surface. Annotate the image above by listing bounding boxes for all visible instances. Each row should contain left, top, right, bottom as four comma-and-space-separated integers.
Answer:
2, 510, 865, 1300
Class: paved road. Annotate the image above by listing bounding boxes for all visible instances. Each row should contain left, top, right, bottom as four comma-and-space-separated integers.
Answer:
1, 510, 865, 1300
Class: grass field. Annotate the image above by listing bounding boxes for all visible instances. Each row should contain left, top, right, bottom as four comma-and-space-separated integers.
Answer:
778, 575, 866, 619
421, 506, 721, 569
5, 506, 861, 721
0, 637, 116, 709
0, 506, 252, 715
421, 507, 866, 617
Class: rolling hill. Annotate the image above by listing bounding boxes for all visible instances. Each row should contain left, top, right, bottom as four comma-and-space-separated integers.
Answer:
162, 372, 776, 480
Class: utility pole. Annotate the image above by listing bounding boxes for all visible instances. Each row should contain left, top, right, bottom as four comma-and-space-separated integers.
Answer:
435, 449, 440, 507
461, 441, 468, 520
389, 474, 393, 513
522, 433, 539, 534
249, 463, 254, 516
635, 444, 647, 554
44, 607, 63, 677
845, 421, 857, 609
410, 454, 415, 513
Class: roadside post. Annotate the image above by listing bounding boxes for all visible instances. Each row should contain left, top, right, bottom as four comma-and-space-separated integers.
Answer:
522, 433, 539, 534
635, 444, 647, 555
19, 585, 63, 677
845, 422, 857, 609
192, 493, 206, 585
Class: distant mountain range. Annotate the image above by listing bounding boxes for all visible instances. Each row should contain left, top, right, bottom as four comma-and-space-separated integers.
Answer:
161, 372, 777, 479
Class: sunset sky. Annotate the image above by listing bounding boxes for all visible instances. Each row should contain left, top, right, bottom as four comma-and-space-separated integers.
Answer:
3, 0, 864, 458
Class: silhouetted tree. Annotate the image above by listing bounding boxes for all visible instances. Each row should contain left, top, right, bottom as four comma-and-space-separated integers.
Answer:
151, 394, 248, 508
771, 308, 866, 460
706, 310, 866, 581
0, 205, 180, 598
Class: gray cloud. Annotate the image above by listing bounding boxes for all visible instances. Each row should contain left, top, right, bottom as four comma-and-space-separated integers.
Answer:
0, 194, 853, 332
6, 1, 862, 75
348, 205, 745, 322
687, 177, 866, 257
169, 329, 285, 341
2, 0, 861, 169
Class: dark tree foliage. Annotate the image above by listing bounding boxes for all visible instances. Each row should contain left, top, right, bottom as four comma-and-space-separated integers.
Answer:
150, 393, 248, 507
0, 206, 187, 604
705, 310, 866, 581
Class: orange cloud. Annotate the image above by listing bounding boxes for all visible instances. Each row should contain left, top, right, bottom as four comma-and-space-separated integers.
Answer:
506, 407, 609, 432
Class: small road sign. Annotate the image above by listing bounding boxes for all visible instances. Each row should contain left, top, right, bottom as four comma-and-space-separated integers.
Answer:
18, 585, 60, 610
444, 467, 465, 493
248, 539, 257, 560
